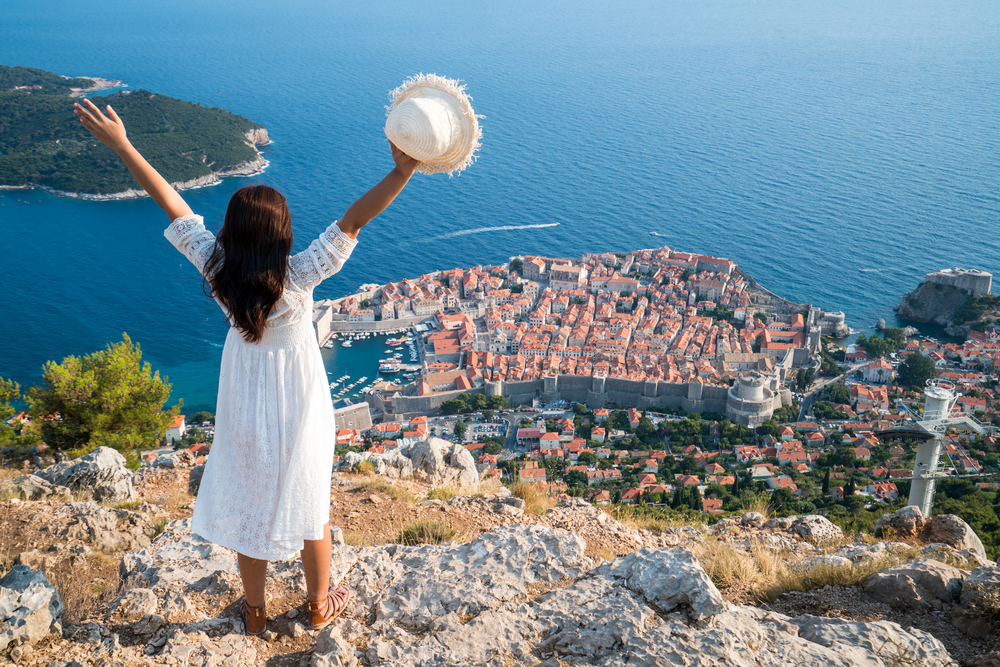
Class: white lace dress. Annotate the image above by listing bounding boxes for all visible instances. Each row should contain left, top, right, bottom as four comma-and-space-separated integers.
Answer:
165, 213, 357, 560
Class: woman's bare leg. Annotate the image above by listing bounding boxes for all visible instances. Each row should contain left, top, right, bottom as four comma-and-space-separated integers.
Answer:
300, 522, 332, 602
236, 554, 268, 607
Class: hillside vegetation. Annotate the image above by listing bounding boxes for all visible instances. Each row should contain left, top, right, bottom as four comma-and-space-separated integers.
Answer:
0, 64, 265, 195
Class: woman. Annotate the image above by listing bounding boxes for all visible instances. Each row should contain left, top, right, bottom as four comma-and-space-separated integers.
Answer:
74, 98, 417, 634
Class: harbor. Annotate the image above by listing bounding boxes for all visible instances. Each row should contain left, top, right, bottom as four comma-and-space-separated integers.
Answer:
319, 327, 423, 405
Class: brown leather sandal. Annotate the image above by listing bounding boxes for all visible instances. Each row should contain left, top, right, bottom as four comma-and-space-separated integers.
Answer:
239, 597, 267, 635
307, 585, 350, 629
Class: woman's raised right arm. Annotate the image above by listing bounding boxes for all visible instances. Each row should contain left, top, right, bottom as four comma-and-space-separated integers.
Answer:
74, 99, 193, 222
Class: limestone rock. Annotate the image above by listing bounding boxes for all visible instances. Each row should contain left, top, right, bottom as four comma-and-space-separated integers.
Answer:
380, 449, 415, 479
361, 525, 591, 630
62, 501, 151, 551
121, 519, 239, 590
833, 541, 912, 563
145, 450, 196, 469
188, 464, 205, 494
0, 565, 64, 652
960, 565, 1000, 611
35, 446, 136, 502
158, 628, 258, 666
312, 625, 359, 667
923, 514, 990, 566
406, 438, 479, 488
763, 516, 796, 531
790, 515, 843, 544
790, 614, 957, 666
874, 506, 990, 566
110, 587, 158, 622
875, 505, 926, 538
593, 546, 726, 620
3, 474, 71, 501
741, 511, 765, 528
862, 558, 969, 612
133, 613, 165, 636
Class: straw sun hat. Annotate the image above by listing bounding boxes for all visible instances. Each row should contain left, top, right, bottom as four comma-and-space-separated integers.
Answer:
384, 74, 482, 176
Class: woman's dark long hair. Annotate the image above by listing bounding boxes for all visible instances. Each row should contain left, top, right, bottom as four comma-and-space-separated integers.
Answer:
204, 185, 293, 344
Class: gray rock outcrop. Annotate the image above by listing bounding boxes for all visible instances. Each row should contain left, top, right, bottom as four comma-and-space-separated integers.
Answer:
406, 438, 479, 488
952, 565, 1000, 639
960, 565, 1000, 610
0, 565, 64, 652
35, 446, 136, 502
188, 464, 205, 494
2, 474, 71, 501
875, 506, 991, 566
790, 514, 843, 544
62, 501, 152, 552
344, 438, 479, 488
862, 558, 969, 612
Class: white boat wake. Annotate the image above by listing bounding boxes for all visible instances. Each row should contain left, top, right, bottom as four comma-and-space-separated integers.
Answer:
649, 231, 668, 237
436, 223, 560, 239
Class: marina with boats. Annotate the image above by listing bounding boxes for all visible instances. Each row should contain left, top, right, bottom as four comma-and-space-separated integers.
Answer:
319, 327, 423, 403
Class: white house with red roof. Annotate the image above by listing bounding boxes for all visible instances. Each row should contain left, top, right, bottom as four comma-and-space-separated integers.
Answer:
166, 415, 186, 444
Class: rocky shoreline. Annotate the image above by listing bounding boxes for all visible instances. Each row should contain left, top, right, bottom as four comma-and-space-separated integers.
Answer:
0, 128, 271, 201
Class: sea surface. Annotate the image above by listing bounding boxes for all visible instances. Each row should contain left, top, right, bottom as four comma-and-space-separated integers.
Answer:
2, 0, 998, 412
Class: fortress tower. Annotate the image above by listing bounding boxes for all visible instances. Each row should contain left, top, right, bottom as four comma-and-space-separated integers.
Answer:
925, 268, 992, 297
725, 374, 780, 427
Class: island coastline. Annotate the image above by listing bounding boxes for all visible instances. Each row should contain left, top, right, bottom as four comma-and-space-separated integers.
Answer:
0, 128, 272, 201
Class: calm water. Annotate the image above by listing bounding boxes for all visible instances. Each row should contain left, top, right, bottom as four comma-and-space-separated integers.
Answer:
2, 0, 998, 412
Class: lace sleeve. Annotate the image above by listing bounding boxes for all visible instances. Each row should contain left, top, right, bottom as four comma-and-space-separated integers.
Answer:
164, 214, 216, 277
288, 221, 358, 290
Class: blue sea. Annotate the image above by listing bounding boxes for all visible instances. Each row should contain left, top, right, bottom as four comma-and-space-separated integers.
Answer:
2, 0, 998, 412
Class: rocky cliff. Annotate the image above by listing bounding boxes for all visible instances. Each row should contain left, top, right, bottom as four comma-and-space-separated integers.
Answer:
1, 448, 998, 666
897, 282, 981, 336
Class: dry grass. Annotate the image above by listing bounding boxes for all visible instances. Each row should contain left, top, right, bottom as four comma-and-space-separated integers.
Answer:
475, 476, 507, 496
609, 505, 702, 534
426, 487, 456, 502
693, 537, 935, 604
0, 466, 20, 503
163, 488, 194, 514
342, 531, 369, 547
352, 478, 415, 505
508, 481, 554, 517
737, 493, 775, 520
48, 552, 123, 625
760, 550, 921, 603
397, 519, 458, 546
699, 539, 774, 590
355, 460, 377, 477
109, 499, 142, 511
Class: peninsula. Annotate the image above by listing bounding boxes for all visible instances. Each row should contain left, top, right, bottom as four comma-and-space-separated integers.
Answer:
0, 65, 269, 199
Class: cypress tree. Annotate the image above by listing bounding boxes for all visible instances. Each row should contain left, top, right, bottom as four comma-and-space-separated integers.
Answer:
689, 485, 703, 511
822, 468, 830, 495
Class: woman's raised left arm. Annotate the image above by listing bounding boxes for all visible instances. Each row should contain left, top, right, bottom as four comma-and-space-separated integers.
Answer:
74, 98, 193, 222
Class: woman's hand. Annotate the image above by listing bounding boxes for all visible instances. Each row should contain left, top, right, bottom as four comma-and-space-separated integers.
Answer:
73, 98, 130, 153
390, 141, 419, 178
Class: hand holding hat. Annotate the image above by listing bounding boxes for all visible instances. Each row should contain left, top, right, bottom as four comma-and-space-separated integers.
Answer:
384, 74, 482, 176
